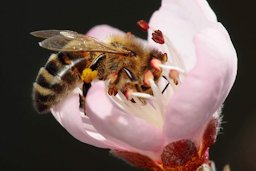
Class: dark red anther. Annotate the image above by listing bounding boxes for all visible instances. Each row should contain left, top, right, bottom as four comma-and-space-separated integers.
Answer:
137, 20, 149, 32
162, 53, 168, 62
152, 30, 165, 44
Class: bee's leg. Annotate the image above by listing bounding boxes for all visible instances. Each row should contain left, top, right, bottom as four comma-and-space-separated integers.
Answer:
79, 82, 91, 115
79, 94, 85, 113
161, 75, 170, 94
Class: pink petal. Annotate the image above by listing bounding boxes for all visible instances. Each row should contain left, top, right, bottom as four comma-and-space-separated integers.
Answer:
87, 24, 148, 46
51, 89, 115, 149
86, 24, 125, 41
148, 0, 217, 71
86, 81, 164, 152
196, 0, 217, 22
163, 24, 237, 141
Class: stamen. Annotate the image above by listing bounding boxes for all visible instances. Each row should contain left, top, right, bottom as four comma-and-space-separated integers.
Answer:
104, 20, 189, 128
133, 97, 161, 118
136, 20, 185, 71
116, 92, 163, 128
111, 95, 126, 111
137, 20, 149, 32
162, 53, 168, 63
124, 88, 133, 100
152, 30, 165, 44
136, 20, 185, 77
132, 92, 153, 99
158, 64, 185, 73
118, 92, 145, 116
106, 82, 164, 128
169, 70, 179, 85
149, 79, 164, 115
150, 59, 162, 71
132, 97, 144, 105
143, 70, 154, 87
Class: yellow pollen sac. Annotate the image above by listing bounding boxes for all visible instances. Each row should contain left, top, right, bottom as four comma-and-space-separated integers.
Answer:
81, 68, 98, 83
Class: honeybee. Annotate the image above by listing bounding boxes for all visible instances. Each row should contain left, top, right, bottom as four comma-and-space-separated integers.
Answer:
31, 30, 167, 114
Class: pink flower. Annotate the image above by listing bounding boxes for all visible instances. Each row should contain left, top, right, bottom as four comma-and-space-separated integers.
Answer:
51, 0, 237, 170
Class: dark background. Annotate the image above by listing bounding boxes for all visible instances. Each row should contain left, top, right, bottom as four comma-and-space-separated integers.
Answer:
1, 0, 256, 170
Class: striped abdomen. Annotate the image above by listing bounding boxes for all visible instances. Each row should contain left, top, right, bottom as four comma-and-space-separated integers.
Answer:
33, 52, 87, 113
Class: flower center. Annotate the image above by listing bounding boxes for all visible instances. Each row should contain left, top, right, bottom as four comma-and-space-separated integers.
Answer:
107, 20, 186, 129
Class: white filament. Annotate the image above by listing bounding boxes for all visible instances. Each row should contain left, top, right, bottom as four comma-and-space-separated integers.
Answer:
158, 64, 185, 73
131, 92, 153, 99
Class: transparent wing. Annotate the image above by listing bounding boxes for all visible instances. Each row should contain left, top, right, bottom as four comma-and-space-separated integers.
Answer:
30, 30, 78, 39
32, 30, 130, 55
